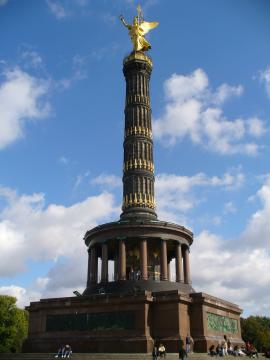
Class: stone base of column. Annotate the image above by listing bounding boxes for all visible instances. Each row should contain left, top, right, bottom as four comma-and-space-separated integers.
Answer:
23, 290, 243, 353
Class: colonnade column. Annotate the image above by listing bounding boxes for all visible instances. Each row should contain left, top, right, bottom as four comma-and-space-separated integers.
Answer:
101, 243, 108, 283
167, 261, 171, 281
118, 239, 126, 281
183, 246, 191, 284
176, 243, 184, 283
86, 247, 91, 287
140, 239, 148, 280
160, 240, 168, 281
89, 246, 98, 284
114, 252, 118, 281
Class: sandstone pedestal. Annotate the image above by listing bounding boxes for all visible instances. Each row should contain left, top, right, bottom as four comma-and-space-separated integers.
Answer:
24, 290, 242, 353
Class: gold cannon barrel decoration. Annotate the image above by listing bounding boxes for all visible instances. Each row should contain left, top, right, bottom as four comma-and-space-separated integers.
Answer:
122, 193, 156, 210
124, 159, 154, 172
125, 126, 152, 139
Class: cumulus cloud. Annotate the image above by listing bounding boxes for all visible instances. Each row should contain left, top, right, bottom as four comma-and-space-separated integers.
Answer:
191, 230, 270, 315
91, 174, 122, 188
46, 0, 70, 19
0, 186, 118, 279
154, 69, 266, 155
0, 67, 50, 149
259, 67, 270, 98
241, 176, 270, 248
21, 51, 43, 69
2, 173, 270, 314
155, 170, 244, 222
0, 0, 8, 6
46, 0, 89, 19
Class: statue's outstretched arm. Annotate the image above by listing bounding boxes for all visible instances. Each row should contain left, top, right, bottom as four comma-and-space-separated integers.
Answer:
119, 15, 129, 28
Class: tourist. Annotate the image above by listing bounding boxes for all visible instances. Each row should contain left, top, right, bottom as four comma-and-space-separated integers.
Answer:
54, 345, 65, 358
221, 338, 228, 356
249, 345, 259, 358
209, 344, 217, 356
159, 343, 166, 358
179, 345, 188, 360
216, 343, 223, 356
234, 345, 246, 356
63, 344, 72, 358
186, 335, 193, 353
152, 345, 159, 360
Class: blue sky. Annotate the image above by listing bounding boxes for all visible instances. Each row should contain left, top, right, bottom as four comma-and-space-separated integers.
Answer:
1, 0, 270, 316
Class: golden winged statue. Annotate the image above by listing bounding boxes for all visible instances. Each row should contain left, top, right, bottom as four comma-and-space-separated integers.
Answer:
120, 5, 159, 52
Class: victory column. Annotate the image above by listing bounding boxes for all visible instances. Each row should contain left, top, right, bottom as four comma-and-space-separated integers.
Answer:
24, 5, 243, 354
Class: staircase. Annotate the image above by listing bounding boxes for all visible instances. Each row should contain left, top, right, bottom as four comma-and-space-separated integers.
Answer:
0, 353, 235, 360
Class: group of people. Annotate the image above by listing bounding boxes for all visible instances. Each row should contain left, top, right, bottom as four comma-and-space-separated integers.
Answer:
209, 337, 259, 357
54, 344, 72, 358
152, 335, 193, 360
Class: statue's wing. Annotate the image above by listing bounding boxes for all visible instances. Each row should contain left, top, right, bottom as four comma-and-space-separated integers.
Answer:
140, 21, 159, 35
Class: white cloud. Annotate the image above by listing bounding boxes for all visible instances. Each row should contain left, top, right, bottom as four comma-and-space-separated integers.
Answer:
191, 230, 270, 315
213, 83, 243, 105
155, 170, 245, 222
92, 174, 122, 188
259, 67, 270, 98
59, 156, 69, 165
54, 54, 89, 91
0, 187, 119, 279
46, 0, 70, 19
188, 175, 270, 315
74, 171, 90, 189
224, 201, 237, 214
241, 176, 270, 248
21, 51, 43, 69
0, 67, 50, 149
2, 173, 270, 314
154, 69, 265, 155
0, 0, 8, 6
46, 0, 89, 19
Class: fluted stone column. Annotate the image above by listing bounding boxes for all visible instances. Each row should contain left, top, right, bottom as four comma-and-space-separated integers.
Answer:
160, 240, 168, 281
87, 247, 91, 287
183, 246, 191, 284
89, 246, 98, 284
140, 239, 148, 280
118, 239, 126, 281
101, 243, 108, 283
121, 53, 157, 221
167, 261, 171, 281
176, 243, 183, 283
114, 253, 118, 281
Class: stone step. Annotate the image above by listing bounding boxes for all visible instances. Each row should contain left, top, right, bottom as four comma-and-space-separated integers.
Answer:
0, 354, 230, 360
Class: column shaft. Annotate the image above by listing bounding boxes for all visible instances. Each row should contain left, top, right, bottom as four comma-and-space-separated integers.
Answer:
183, 246, 191, 284
87, 248, 91, 287
167, 261, 171, 281
176, 243, 183, 282
118, 239, 126, 281
160, 240, 168, 281
114, 253, 118, 281
101, 243, 108, 283
89, 246, 98, 284
140, 239, 148, 280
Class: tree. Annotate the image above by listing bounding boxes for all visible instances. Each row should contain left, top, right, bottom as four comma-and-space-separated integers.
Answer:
241, 316, 270, 352
0, 295, 28, 353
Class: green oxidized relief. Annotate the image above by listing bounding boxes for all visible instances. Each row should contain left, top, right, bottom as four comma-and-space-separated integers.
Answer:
207, 312, 238, 334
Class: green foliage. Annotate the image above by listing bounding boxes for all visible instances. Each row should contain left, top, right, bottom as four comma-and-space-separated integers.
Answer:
241, 316, 270, 351
0, 295, 28, 353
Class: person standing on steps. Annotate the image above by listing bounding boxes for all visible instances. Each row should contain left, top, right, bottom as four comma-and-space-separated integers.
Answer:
186, 334, 193, 353
179, 344, 188, 360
